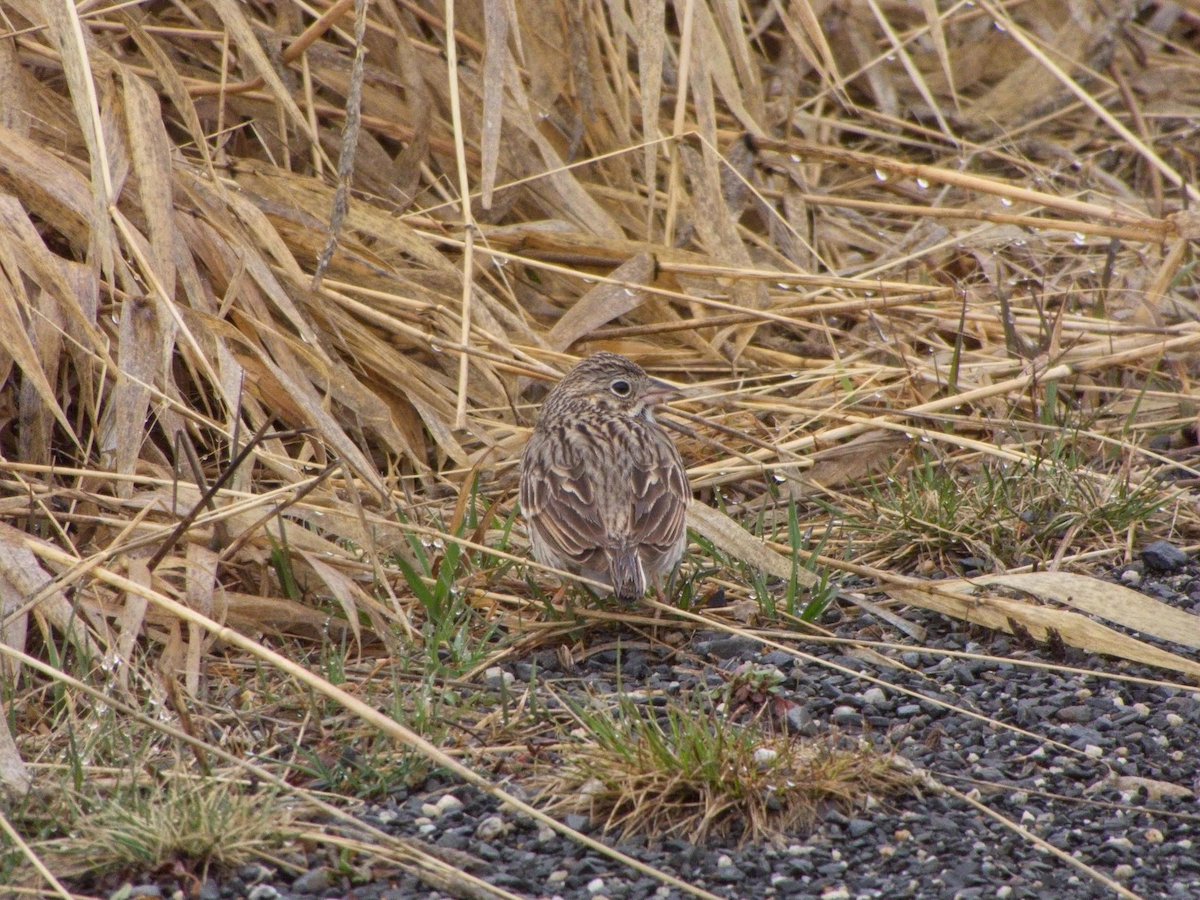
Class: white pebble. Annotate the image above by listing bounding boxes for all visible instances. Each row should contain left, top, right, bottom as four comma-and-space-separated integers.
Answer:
1166, 712, 1184, 727
435, 793, 463, 816
753, 748, 778, 768
587, 877, 605, 893
475, 815, 507, 840
1084, 745, 1103, 759
1113, 864, 1134, 880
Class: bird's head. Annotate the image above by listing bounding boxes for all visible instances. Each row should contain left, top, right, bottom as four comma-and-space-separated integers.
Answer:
546, 352, 681, 420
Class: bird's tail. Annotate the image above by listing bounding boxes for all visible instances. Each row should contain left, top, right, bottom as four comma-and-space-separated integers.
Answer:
607, 550, 646, 603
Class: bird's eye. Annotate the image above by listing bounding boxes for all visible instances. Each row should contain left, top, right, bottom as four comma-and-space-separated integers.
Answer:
610, 379, 631, 397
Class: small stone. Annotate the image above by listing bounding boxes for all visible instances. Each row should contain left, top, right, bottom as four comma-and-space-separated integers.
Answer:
547, 871, 568, 884
716, 854, 734, 867
484, 666, 515, 688
714, 865, 744, 883
1142, 540, 1189, 572
587, 878, 605, 893
565, 813, 590, 831
832, 705, 860, 725
126, 888, 161, 900
861, 687, 886, 707
291, 869, 331, 894
434, 793, 463, 816
705, 636, 762, 659
897, 704, 922, 717
420, 803, 439, 816
1113, 864, 1134, 881
1084, 744, 1103, 759
1145, 828, 1165, 843
198, 882, 220, 900
785, 706, 813, 734
753, 748, 778, 768
1120, 569, 1142, 586
247, 888, 279, 900
1055, 705, 1095, 724
996, 888, 1013, 899
848, 818, 873, 838
475, 815, 507, 840
821, 887, 850, 900
1166, 712, 1184, 727
537, 824, 557, 843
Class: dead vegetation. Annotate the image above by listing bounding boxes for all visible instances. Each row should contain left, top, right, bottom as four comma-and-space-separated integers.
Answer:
2, 0, 1200, 895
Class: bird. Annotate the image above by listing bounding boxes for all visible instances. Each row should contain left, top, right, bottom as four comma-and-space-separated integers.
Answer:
519, 352, 690, 603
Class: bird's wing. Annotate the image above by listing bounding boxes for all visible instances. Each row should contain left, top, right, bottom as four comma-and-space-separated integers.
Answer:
519, 427, 609, 568
630, 425, 689, 555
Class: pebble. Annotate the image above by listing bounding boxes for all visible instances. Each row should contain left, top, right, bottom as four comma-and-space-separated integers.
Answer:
587, 877, 605, 893
832, 705, 860, 725
1142, 540, 1189, 572
821, 886, 850, 900
862, 687, 887, 706
753, 747, 778, 768
484, 666, 515, 688
291, 869, 330, 894
715, 865, 745, 883
475, 815, 507, 840
247, 888, 278, 900
1121, 568, 1143, 586
435, 793, 463, 816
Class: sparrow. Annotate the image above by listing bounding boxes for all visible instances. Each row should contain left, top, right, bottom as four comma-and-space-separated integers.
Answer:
519, 352, 690, 602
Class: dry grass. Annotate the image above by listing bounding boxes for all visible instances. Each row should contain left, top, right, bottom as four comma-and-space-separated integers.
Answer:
2, 0, 1200, 896
537, 692, 912, 847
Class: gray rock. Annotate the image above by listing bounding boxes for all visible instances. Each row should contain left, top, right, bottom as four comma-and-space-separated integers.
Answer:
832, 705, 861, 726
1056, 705, 1096, 724
704, 636, 762, 659
291, 868, 332, 894
1142, 540, 1189, 572
714, 865, 745, 883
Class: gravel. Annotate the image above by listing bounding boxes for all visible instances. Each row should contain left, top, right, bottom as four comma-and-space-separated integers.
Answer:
99, 550, 1200, 900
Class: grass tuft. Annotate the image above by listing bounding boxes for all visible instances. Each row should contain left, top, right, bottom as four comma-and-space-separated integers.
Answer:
55, 778, 295, 880
537, 693, 913, 846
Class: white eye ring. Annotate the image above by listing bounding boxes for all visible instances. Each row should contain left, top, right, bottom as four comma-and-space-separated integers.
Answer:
610, 379, 632, 397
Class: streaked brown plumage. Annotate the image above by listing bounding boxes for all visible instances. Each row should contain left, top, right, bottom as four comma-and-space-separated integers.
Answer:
519, 352, 690, 602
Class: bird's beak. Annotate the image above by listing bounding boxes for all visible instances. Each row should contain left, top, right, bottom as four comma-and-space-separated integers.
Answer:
641, 378, 683, 406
